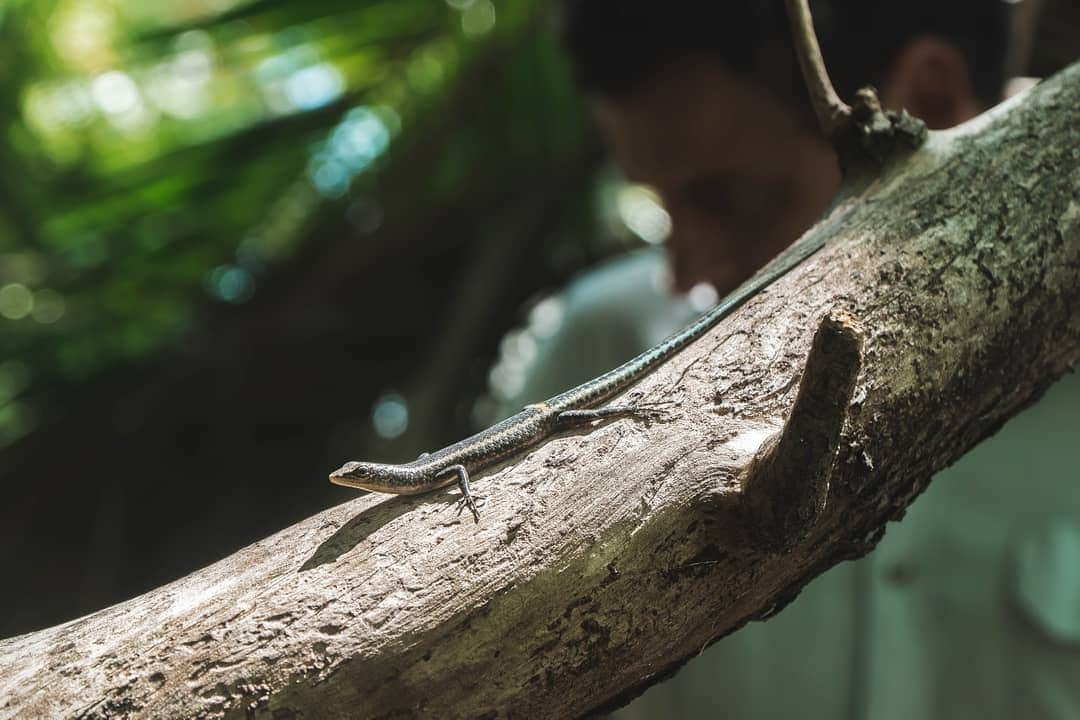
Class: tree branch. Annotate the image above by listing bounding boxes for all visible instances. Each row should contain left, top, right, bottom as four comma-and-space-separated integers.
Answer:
2, 62, 1079, 720
784, 0, 852, 138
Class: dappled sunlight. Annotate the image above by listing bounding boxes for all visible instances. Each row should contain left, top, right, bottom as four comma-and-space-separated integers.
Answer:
0, 0, 529, 448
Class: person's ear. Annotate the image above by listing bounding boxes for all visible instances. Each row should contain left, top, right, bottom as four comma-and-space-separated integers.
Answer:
881, 35, 983, 129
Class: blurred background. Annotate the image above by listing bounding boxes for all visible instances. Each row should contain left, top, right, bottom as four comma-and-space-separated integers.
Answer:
0, 0, 1075, 639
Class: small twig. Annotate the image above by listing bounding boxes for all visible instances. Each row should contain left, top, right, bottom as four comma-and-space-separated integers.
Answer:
784, 0, 852, 138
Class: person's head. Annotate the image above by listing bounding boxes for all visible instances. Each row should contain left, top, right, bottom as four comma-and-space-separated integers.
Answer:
562, 0, 1008, 292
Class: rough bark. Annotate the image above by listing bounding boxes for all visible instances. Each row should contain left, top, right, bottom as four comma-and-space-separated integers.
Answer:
2, 62, 1079, 720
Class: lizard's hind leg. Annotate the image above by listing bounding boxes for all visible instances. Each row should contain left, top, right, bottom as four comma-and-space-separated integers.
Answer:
555, 403, 670, 428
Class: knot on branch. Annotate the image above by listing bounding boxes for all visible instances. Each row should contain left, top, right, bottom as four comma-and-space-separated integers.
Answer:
742, 310, 865, 551
834, 87, 928, 175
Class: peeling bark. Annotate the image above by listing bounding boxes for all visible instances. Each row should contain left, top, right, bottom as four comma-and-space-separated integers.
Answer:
1, 62, 1078, 720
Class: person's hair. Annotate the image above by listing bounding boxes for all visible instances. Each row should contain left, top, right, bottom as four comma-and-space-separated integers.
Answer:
561, 0, 1008, 114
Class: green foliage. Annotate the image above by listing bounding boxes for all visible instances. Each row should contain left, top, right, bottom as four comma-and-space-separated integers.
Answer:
0, 0, 592, 446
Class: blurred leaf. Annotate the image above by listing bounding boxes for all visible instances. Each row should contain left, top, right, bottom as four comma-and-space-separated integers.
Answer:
0, 0, 596, 446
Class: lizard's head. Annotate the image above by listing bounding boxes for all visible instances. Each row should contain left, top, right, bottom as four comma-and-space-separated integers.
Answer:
328, 460, 400, 493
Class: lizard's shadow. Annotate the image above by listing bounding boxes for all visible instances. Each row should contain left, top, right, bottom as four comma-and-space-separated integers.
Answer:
300, 494, 422, 571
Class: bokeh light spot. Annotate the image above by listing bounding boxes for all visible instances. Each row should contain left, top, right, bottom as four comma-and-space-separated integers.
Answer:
309, 157, 351, 198
372, 392, 409, 439
284, 63, 345, 111
488, 361, 525, 400
461, 0, 496, 38
91, 71, 140, 115
616, 184, 671, 245
406, 53, 444, 94
49, 0, 117, 70
308, 106, 394, 198
32, 289, 67, 324
687, 282, 719, 312
528, 296, 564, 338
206, 265, 255, 303
330, 107, 389, 172
0, 284, 34, 320
174, 29, 214, 53
346, 197, 384, 234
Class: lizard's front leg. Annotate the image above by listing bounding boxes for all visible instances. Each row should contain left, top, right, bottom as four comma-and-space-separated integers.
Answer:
436, 464, 482, 523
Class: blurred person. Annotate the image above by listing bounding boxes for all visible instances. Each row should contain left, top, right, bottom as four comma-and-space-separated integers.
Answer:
495, 1, 1080, 717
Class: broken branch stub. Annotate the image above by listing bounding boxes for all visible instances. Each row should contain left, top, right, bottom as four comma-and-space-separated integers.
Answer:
743, 309, 865, 550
